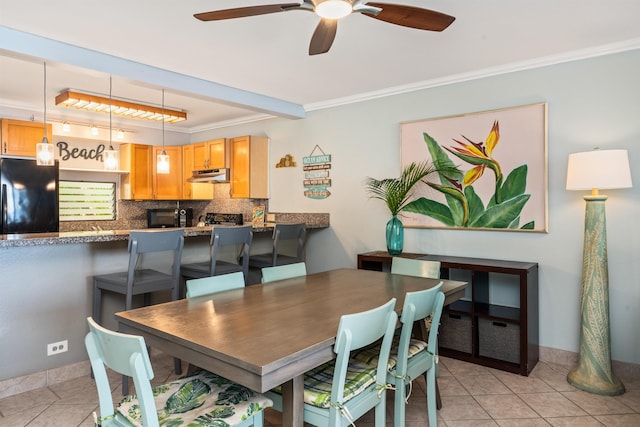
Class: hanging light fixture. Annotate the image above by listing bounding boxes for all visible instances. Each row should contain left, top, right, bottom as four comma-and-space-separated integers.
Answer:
56, 90, 187, 123
36, 62, 54, 166
156, 89, 170, 174
103, 76, 118, 171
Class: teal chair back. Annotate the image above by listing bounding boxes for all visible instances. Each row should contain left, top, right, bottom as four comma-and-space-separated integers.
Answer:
186, 271, 245, 298
85, 316, 158, 427
307, 298, 398, 427
261, 261, 307, 283
392, 283, 445, 427
391, 256, 441, 279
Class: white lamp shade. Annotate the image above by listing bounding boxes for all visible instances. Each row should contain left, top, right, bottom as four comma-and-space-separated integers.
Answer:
566, 149, 632, 191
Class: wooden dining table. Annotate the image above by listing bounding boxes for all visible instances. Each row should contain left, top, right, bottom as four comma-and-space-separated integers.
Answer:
116, 267, 467, 426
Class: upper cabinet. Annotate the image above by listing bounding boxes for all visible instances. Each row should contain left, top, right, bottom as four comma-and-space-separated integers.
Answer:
182, 144, 213, 200
230, 136, 269, 199
120, 143, 153, 200
153, 146, 183, 200
120, 144, 182, 200
1, 119, 52, 157
193, 139, 227, 170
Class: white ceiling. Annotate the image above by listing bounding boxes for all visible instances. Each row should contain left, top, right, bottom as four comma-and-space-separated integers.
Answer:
1, 0, 640, 134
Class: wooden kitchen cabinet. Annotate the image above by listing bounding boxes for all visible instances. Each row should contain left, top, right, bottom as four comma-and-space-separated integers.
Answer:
153, 145, 182, 200
193, 138, 227, 170
1, 118, 52, 157
230, 136, 269, 199
120, 144, 153, 200
182, 144, 213, 200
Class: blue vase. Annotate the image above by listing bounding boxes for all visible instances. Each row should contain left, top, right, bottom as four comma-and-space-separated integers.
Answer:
386, 215, 404, 255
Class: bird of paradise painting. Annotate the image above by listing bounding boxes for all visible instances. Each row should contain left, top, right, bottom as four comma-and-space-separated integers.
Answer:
400, 103, 548, 232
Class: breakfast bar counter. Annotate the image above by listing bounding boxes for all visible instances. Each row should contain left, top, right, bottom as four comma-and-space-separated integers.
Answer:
0, 213, 330, 248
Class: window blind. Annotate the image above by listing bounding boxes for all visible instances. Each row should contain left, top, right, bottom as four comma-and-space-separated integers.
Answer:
59, 181, 116, 221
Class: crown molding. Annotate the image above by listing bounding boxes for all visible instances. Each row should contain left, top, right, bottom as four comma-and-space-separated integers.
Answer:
304, 38, 640, 113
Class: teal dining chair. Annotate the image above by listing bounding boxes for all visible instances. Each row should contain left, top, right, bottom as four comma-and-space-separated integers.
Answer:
185, 271, 246, 375
267, 298, 398, 426
261, 261, 307, 283
351, 283, 444, 426
391, 283, 445, 427
84, 316, 272, 427
391, 256, 441, 279
186, 271, 245, 298
390, 256, 443, 412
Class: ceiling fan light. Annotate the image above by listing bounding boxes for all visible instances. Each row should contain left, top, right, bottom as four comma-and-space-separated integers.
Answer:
316, 0, 352, 19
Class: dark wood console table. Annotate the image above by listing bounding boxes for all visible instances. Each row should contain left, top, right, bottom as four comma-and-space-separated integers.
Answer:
357, 251, 539, 376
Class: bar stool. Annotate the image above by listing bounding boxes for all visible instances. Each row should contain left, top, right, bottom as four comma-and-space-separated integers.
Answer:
181, 225, 253, 286
249, 223, 306, 268
92, 228, 184, 393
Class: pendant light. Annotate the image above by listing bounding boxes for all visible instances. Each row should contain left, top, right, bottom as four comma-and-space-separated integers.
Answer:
36, 62, 54, 166
156, 89, 170, 174
103, 76, 118, 171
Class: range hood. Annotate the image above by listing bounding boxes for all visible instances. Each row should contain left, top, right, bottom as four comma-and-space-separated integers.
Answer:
187, 168, 230, 183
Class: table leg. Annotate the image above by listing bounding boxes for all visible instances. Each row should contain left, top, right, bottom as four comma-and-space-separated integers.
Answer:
282, 375, 304, 426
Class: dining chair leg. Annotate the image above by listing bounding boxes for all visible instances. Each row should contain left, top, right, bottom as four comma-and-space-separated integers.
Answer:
436, 378, 442, 410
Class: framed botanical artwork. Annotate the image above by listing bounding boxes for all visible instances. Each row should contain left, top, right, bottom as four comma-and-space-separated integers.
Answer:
400, 102, 548, 232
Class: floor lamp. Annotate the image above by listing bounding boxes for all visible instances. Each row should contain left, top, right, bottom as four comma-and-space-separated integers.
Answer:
566, 149, 632, 396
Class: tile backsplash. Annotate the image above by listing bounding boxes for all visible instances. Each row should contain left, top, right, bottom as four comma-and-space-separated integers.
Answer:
60, 183, 268, 232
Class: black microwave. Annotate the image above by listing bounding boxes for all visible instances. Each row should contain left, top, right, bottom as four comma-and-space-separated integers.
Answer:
147, 208, 192, 228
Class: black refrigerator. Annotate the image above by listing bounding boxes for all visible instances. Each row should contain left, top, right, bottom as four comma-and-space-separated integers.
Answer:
1, 157, 59, 234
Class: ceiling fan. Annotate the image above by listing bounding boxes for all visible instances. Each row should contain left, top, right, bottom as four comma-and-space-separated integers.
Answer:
194, 0, 455, 55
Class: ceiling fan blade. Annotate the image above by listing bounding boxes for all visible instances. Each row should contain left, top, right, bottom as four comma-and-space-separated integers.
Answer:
364, 2, 455, 31
309, 19, 338, 55
194, 3, 302, 21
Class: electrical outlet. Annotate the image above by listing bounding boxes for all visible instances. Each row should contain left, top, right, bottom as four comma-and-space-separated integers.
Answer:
47, 340, 68, 356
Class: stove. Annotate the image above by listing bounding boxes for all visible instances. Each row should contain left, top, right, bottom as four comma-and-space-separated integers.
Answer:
204, 213, 244, 226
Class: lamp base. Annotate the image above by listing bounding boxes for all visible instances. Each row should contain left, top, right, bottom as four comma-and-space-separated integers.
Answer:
567, 364, 625, 396
567, 195, 625, 396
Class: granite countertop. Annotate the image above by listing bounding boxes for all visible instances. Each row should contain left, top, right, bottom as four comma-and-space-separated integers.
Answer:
0, 213, 329, 248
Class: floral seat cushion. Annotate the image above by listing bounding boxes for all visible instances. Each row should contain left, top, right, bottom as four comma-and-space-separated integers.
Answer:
302, 357, 379, 409
116, 371, 272, 426
350, 334, 427, 369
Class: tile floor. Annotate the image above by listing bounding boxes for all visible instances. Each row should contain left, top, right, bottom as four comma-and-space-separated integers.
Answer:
1, 354, 640, 426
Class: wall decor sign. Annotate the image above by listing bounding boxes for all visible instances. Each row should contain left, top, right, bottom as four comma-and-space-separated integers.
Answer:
400, 103, 548, 232
53, 137, 116, 169
303, 145, 332, 199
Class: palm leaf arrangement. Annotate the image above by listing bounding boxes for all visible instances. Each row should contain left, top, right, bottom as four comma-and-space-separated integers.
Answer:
364, 161, 441, 217
365, 161, 444, 254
